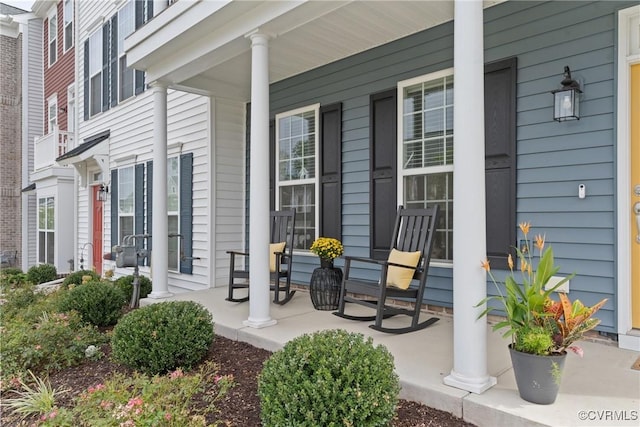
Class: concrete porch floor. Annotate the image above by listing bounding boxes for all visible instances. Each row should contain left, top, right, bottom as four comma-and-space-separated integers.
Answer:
144, 286, 640, 427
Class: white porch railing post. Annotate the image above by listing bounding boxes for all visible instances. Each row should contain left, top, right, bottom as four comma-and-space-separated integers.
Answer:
149, 82, 172, 299
244, 31, 276, 329
443, 0, 497, 394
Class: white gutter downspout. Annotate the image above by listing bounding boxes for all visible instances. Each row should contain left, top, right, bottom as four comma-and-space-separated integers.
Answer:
443, 0, 497, 394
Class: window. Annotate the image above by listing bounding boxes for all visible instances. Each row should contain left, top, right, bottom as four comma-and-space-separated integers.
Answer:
67, 85, 75, 132
38, 197, 55, 264
118, 0, 135, 101
167, 157, 180, 271
88, 29, 102, 116
276, 105, 319, 250
118, 166, 135, 244
63, 0, 73, 51
48, 9, 57, 66
47, 97, 57, 134
399, 70, 454, 262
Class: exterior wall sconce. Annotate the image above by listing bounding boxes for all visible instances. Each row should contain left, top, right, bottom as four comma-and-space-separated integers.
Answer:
97, 184, 109, 202
551, 66, 582, 122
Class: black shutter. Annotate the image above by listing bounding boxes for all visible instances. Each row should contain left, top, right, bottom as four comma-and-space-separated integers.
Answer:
110, 169, 119, 259
135, 164, 145, 265
146, 0, 154, 20
146, 161, 153, 266
484, 57, 517, 269
83, 39, 89, 120
101, 21, 110, 112
269, 118, 275, 211
134, 0, 144, 28
134, 0, 146, 94
369, 89, 397, 259
320, 103, 342, 240
179, 153, 193, 274
110, 15, 118, 108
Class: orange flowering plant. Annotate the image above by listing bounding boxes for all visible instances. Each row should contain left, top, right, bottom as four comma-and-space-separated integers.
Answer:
477, 222, 607, 357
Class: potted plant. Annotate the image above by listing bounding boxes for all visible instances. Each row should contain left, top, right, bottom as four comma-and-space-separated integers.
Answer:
309, 237, 344, 310
310, 237, 344, 268
477, 222, 607, 404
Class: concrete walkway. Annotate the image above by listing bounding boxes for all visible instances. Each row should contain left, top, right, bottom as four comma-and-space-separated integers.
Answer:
145, 287, 640, 427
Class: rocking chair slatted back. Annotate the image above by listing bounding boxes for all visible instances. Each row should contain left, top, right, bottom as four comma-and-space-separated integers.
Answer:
393, 207, 438, 282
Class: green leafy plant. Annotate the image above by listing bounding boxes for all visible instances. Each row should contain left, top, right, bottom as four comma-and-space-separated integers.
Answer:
477, 222, 607, 356
0, 267, 27, 290
58, 280, 125, 327
1, 310, 106, 390
61, 270, 100, 289
26, 264, 58, 285
111, 301, 214, 375
259, 329, 400, 427
3, 370, 68, 420
113, 274, 152, 304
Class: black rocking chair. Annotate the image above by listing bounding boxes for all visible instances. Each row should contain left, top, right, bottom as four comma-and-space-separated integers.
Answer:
334, 205, 440, 334
226, 209, 297, 305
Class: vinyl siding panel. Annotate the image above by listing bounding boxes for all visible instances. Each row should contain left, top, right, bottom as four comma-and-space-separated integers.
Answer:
261, 0, 631, 330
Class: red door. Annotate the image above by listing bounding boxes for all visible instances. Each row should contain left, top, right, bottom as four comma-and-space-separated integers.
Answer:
92, 186, 103, 275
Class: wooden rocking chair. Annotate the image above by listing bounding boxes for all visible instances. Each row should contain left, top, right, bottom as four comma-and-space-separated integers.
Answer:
334, 205, 440, 334
226, 209, 297, 305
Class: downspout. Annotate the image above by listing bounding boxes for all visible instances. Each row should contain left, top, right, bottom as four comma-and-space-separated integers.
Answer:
73, 0, 80, 273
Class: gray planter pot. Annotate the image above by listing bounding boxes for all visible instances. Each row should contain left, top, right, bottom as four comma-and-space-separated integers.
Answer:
509, 345, 567, 404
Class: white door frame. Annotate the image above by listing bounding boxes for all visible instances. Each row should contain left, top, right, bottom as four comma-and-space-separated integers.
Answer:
616, 5, 640, 351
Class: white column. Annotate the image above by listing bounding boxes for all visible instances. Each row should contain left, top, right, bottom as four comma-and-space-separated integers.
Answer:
243, 31, 276, 329
443, 0, 496, 394
149, 82, 172, 298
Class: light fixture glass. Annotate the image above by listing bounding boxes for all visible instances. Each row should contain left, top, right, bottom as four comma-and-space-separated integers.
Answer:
551, 66, 582, 122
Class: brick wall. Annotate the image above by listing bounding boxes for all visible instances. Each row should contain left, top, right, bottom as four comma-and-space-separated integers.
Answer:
0, 32, 23, 263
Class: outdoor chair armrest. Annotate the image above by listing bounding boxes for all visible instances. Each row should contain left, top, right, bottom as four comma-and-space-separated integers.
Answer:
226, 250, 249, 257
343, 255, 386, 266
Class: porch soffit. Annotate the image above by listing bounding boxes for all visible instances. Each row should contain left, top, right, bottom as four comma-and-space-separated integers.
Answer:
127, 1, 504, 101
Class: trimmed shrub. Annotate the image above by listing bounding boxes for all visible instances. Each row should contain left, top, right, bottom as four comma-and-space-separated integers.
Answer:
258, 329, 400, 427
111, 301, 214, 375
113, 274, 152, 304
61, 270, 100, 289
26, 264, 57, 285
58, 281, 125, 327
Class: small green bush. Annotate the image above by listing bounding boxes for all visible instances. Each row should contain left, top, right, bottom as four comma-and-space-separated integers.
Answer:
113, 274, 152, 304
259, 329, 400, 427
61, 270, 100, 289
58, 281, 125, 327
111, 301, 214, 375
0, 268, 27, 291
26, 264, 58, 285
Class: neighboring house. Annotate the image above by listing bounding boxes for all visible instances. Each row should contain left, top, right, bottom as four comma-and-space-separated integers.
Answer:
25, 0, 76, 274
0, 3, 41, 271
122, 0, 639, 393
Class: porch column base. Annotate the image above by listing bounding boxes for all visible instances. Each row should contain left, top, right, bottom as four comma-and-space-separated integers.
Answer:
243, 318, 277, 329
147, 291, 173, 299
443, 371, 497, 394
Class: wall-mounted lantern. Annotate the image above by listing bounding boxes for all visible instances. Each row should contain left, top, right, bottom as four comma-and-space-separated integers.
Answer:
97, 184, 109, 202
551, 66, 582, 122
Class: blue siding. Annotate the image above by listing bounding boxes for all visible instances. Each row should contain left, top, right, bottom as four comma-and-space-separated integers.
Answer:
259, 0, 634, 331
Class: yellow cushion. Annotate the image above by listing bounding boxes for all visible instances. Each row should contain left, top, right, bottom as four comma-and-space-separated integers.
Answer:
386, 248, 421, 290
269, 242, 286, 272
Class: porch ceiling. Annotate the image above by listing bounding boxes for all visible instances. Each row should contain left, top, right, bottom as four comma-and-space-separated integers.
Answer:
127, 0, 502, 100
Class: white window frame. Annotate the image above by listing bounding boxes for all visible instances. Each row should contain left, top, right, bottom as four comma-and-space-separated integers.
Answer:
118, 166, 135, 245
66, 85, 74, 134
47, 96, 57, 134
38, 196, 55, 265
167, 156, 180, 272
63, 0, 73, 52
117, 0, 135, 102
275, 104, 320, 252
48, 7, 57, 66
397, 68, 454, 265
88, 29, 103, 117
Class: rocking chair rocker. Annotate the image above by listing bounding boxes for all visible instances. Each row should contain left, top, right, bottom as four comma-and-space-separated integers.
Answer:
226, 209, 297, 305
334, 205, 440, 334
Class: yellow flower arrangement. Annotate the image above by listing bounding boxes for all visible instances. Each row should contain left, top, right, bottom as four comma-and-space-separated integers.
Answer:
310, 237, 344, 261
